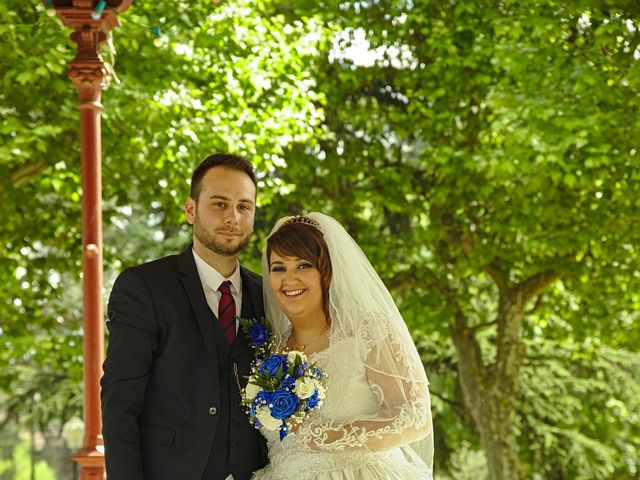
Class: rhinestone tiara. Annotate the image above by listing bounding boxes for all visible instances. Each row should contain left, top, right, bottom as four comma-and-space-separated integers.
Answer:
283, 215, 320, 229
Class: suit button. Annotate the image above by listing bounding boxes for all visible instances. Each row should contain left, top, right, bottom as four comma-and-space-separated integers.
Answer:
208, 406, 218, 416
231, 441, 239, 448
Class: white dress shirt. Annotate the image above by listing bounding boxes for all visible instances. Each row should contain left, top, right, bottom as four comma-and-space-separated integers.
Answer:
192, 248, 242, 332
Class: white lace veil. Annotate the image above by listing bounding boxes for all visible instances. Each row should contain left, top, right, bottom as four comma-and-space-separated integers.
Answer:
262, 212, 433, 473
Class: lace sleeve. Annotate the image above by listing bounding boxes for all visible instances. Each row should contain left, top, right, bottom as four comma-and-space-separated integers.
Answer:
295, 315, 432, 452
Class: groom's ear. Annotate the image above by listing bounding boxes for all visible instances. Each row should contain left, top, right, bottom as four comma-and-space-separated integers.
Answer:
184, 197, 196, 225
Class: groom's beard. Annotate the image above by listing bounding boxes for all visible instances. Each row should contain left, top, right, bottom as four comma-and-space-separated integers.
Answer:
193, 210, 251, 256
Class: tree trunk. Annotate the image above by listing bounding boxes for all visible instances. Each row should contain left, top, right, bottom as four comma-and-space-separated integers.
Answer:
452, 262, 557, 480
451, 287, 528, 480
477, 385, 522, 480
452, 333, 522, 479
450, 266, 558, 479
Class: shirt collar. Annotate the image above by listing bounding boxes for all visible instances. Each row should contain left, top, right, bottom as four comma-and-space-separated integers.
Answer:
192, 248, 242, 294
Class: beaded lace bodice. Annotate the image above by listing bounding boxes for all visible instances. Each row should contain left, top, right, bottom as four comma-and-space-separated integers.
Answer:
255, 337, 431, 480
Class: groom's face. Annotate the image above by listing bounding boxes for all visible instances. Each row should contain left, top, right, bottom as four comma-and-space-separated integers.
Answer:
185, 166, 256, 257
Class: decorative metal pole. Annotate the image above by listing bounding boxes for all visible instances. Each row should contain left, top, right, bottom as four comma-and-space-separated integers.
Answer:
44, 1, 132, 478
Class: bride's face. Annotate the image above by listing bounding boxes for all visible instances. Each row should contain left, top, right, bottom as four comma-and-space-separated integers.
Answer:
268, 251, 324, 323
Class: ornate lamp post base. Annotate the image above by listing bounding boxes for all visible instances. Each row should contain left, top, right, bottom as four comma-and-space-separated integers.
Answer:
73, 449, 107, 480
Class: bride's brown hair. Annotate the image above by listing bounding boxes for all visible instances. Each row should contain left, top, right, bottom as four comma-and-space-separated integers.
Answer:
266, 220, 333, 322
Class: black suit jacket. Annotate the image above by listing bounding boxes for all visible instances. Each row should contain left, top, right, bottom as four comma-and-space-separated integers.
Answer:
101, 247, 267, 479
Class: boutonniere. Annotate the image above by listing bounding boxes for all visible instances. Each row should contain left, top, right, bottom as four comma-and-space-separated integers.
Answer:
239, 316, 273, 356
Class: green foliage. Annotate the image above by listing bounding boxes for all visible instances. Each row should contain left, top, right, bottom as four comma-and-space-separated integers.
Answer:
0, 438, 56, 480
437, 442, 489, 480
519, 340, 640, 479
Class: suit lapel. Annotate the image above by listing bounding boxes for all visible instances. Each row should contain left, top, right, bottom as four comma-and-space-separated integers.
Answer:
239, 266, 261, 320
179, 249, 263, 364
232, 267, 263, 363
177, 247, 220, 368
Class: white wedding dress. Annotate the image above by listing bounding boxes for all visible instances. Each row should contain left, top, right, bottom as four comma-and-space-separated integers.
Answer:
254, 213, 434, 480
251, 337, 433, 480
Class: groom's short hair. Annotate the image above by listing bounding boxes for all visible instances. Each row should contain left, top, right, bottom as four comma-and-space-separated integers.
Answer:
190, 153, 257, 201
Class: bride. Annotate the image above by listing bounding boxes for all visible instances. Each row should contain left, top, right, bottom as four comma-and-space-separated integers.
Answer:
251, 213, 433, 480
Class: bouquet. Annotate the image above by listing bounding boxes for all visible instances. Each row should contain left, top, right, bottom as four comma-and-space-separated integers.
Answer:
238, 317, 327, 440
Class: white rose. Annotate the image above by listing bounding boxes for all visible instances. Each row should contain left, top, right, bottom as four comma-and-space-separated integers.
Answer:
244, 382, 261, 401
287, 350, 307, 364
255, 406, 282, 431
294, 378, 317, 399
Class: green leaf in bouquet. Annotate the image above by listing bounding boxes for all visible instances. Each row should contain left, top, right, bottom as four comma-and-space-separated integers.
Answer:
275, 364, 284, 382
254, 378, 273, 390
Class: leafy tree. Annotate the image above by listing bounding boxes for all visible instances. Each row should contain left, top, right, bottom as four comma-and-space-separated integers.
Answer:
266, 0, 640, 478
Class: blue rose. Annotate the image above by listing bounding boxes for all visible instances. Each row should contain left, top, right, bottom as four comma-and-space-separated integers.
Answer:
305, 390, 320, 409
261, 354, 287, 377
282, 375, 295, 389
269, 388, 298, 420
255, 390, 272, 406
249, 322, 270, 346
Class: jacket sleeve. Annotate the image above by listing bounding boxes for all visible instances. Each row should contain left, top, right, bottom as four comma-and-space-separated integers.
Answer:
101, 268, 159, 479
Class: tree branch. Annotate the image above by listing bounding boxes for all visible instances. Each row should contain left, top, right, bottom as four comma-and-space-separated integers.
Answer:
469, 320, 498, 333
517, 269, 560, 302
524, 294, 545, 316
485, 258, 510, 295
0, 161, 48, 195
429, 388, 464, 411
389, 267, 442, 293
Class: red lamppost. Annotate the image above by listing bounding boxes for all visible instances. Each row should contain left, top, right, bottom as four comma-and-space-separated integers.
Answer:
43, 1, 132, 478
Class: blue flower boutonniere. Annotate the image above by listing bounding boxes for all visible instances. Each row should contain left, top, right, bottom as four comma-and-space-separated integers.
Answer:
239, 316, 273, 355
237, 317, 327, 440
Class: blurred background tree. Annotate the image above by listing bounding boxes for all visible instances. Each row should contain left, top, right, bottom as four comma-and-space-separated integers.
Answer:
1, 1, 639, 479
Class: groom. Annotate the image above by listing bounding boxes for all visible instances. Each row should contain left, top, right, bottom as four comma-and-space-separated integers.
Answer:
101, 154, 268, 479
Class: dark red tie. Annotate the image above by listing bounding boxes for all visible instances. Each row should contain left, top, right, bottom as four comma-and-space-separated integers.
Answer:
218, 281, 236, 345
